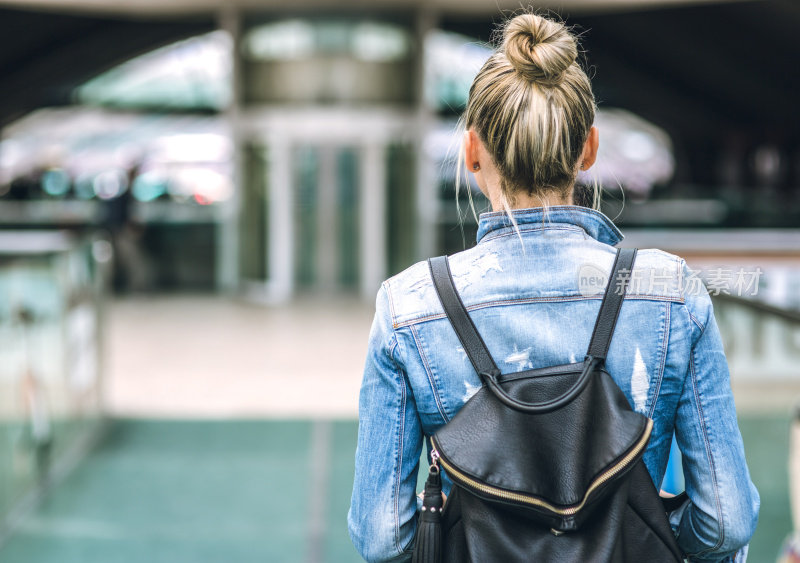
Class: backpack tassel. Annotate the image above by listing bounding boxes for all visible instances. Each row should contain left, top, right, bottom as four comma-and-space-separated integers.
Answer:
412, 462, 443, 563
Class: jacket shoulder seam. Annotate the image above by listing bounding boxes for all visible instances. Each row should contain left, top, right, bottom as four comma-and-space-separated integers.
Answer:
394, 294, 685, 329
383, 281, 399, 328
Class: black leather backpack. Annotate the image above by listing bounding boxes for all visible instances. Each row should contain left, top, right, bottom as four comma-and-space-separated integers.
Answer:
412, 248, 685, 562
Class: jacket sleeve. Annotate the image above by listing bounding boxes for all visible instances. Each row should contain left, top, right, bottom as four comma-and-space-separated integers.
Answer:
348, 284, 423, 562
673, 266, 760, 562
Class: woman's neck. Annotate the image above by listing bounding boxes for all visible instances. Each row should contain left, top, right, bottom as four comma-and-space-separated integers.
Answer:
475, 154, 575, 211
489, 189, 574, 212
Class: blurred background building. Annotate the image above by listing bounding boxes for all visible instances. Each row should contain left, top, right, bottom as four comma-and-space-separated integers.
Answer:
0, 0, 797, 300
0, 0, 798, 561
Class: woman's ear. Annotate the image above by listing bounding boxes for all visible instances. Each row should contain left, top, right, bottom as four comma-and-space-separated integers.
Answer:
579, 126, 599, 171
465, 129, 481, 172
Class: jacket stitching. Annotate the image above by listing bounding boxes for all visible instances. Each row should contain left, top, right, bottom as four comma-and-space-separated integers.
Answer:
669, 305, 693, 518
409, 324, 450, 423
480, 225, 584, 243
394, 364, 406, 552
476, 206, 622, 244
384, 281, 398, 326
688, 310, 706, 334
648, 302, 671, 419
394, 382, 406, 555
388, 332, 406, 556
395, 294, 685, 329
479, 205, 615, 221
688, 352, 725, 555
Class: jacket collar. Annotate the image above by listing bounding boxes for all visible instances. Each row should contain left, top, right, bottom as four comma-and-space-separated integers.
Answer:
476, 205, 623, 246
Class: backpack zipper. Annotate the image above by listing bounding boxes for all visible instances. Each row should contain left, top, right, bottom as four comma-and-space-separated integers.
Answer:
431, 417, 652, 517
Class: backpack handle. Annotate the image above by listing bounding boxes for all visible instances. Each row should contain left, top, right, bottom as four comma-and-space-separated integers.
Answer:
478, 356, 603, 414
429, 248, 637, 414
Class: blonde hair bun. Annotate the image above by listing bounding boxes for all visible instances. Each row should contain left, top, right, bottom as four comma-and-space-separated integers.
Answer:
464, 11, 594, 198
502, 14, 577, 85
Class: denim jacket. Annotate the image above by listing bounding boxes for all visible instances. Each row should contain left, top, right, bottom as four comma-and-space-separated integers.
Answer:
348, 206, 759, 562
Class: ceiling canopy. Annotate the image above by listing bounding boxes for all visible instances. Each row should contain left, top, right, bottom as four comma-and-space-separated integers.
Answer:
0, 0, 760, 17
0, 9, 213, 127
0, 0, 796, 150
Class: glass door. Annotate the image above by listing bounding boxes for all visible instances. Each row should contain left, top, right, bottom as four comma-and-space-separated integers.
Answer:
293, 145, 360, 293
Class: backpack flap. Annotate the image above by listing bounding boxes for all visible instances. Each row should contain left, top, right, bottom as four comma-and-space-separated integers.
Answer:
431, 358, 652, 532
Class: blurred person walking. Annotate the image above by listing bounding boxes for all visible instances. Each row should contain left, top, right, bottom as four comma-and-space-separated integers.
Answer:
103, 163, 153, 292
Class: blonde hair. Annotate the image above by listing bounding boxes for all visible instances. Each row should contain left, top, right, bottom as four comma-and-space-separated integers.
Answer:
459, 13, 598, 211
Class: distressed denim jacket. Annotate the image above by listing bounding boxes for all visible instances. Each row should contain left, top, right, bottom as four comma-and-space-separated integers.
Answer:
348, 206, 759, 562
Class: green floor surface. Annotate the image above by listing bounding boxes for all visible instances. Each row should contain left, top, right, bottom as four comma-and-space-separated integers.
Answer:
0, 419, 361, 563
741, 413, 793, 562
0, 414, 792, 563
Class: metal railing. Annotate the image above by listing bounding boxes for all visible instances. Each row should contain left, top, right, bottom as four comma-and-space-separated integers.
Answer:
0, 231, 108, 541
713, 293, 800, 383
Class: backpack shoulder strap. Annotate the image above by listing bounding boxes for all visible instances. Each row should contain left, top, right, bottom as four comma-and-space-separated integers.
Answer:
429, 248, 637, 374
586, 248, 638, 361
428, 256, 499, 377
